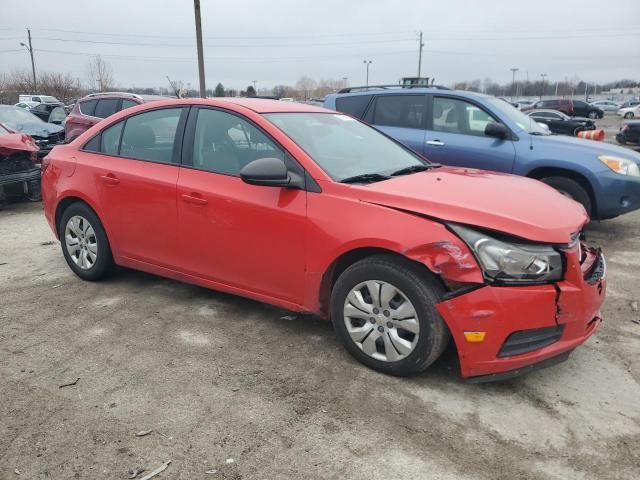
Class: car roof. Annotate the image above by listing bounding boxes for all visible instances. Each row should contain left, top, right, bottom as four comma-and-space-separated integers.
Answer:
209, 97, 332, 113
327, 88, 491, 102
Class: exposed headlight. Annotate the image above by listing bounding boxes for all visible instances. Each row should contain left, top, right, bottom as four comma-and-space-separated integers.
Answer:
450, 224, 563, 284
598, 155, 640, 176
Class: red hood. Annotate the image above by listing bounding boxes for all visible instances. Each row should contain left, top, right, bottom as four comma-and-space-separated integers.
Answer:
0, 133, 39, 154
351, 167, 587, 243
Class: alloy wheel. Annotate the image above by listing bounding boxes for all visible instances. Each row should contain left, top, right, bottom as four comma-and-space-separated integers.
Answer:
64, 215, 98, 270
343, 280, 419, 362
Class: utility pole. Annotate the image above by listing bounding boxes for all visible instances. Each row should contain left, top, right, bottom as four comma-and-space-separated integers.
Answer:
252, 80, 257, 91
20, 28, 37, 93
510, 68, 519, 100
342, 77, 348, 88
417, 31, 424, 78
193, 0, 206, 98
540, 73, 547, 100
363, 60, 372, 87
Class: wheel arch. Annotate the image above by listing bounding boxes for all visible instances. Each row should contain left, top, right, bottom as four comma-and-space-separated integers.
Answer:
54, 194, 106, 239
526, 166, 597, 215
317, 247, 449, 321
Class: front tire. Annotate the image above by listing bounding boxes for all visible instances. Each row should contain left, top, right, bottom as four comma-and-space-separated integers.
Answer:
541, 176, 592, 217
58, 202, 114, 281
331, 255, 450, 376
624, 112, 634, 119
573, 127, 583, 137
588, 110, 598, 119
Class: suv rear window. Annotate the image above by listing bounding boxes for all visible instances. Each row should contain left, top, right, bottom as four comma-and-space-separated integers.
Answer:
334, 95, 372, 119
94, 99, 120, 119
79, 99, 98, 116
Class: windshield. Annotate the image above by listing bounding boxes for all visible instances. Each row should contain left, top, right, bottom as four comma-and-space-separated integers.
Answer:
484, 97, 549, 135
0, 106, 42, 124
264, 112, 426, 181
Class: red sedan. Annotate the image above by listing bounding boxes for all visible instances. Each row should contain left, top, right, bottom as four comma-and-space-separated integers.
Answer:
41, 98, 606, 381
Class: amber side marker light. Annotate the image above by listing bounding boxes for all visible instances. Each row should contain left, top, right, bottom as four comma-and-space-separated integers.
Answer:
464, 331, 486, 343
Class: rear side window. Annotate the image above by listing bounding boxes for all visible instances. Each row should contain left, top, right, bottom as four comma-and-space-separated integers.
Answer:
121, 99, 138, 111
120, 108, 183, 163
94, 99, 120, 119
334, 95, 372, 119
370, 95, 426, 129
79, 99, 98, 116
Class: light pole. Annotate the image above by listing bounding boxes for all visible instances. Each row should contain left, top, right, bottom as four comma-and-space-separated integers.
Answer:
342, 77, 348, 88
19, 28, 37, 93
510, 68, 519, 100
193, 0, 206, 98
540, 73, 547, 100
363, 60, 372, 87
417, 31, 424, 78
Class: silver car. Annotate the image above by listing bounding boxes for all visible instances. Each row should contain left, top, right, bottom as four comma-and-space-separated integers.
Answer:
589, 100, 620, 112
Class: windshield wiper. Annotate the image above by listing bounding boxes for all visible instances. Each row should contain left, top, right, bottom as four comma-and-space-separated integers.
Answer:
390, 164, 440, 177
340, 173, 391, 184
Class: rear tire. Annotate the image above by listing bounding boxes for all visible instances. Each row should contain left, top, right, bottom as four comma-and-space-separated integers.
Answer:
331, 255, 450, 376
541, 176, 592, 216
58, 202, 114, 281
587, 110, 598, 119
624, 112, 634, 119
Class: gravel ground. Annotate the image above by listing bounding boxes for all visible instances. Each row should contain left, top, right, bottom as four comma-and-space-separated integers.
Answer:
1, 202, 639, 480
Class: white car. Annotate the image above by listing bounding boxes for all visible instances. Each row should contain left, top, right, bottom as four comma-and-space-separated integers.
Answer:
18, 94, 62, 105
14, 101, 40, 110
618, 105, 640, 119
589, 100, 620, 112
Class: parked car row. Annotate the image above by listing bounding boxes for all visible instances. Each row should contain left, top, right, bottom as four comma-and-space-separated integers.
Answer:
521, 99, 604, 119
525, 110, 596, 136
42, 97, 606, 381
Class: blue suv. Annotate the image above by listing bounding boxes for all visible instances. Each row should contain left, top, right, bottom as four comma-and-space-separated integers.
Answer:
324, 87, 640, 219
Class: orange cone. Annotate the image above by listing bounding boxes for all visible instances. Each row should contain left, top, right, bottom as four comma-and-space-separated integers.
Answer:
577, 129, 605, 141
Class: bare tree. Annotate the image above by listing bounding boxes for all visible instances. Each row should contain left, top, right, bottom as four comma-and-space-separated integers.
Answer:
295, 76, 317, 100
86, 55, 114, 91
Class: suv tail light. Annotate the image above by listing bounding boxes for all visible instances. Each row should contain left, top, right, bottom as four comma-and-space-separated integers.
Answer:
41, 154, 51, 173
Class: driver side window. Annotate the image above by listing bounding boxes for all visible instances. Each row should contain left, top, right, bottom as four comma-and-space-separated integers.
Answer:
191, 108, 283, 176
432, 97, 499, 137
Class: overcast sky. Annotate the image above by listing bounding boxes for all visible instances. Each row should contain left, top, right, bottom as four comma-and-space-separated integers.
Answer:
1, 0, 639, 91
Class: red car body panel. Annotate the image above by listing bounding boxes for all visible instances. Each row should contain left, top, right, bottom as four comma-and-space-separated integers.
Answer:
41, 98, 606, 379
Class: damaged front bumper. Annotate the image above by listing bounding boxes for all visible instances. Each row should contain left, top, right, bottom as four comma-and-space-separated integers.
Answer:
436, 244, 606, 380
0, 167, 41, 186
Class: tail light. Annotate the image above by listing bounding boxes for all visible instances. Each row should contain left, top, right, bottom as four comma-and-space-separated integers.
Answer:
41, 154, 51, 173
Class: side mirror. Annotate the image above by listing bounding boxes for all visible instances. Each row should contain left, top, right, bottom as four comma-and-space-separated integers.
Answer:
484, 122, 509, 140
240, 157, 291, 187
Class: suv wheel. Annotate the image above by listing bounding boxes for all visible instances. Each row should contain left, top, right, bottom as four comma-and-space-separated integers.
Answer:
541, 176, 592, 217
59, 202, 114, 281
331, 255, 450, 376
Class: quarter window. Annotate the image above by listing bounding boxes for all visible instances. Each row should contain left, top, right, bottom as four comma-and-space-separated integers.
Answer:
120, 108, 183, 163
191, 108, 283, 176
370, 95, 426, 129
79, 99, 98, 116
100, 121, 124, 155
335, 95, 372, 119
432, 97, 499, 136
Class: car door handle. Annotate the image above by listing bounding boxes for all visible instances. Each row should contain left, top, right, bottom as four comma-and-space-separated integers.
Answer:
181, 193, 208, 206
100, 174, 120, 185
426, 140, 445, 146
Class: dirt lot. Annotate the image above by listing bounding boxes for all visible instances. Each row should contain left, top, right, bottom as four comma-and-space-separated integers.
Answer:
1, 202, 639, 480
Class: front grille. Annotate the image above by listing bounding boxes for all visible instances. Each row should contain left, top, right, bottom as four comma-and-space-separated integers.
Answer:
498, 325, 565, 357
0, 154, 34, 175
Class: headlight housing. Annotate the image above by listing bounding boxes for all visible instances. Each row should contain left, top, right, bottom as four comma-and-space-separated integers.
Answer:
598, 155, 640, 176
450, 224, 563, 284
